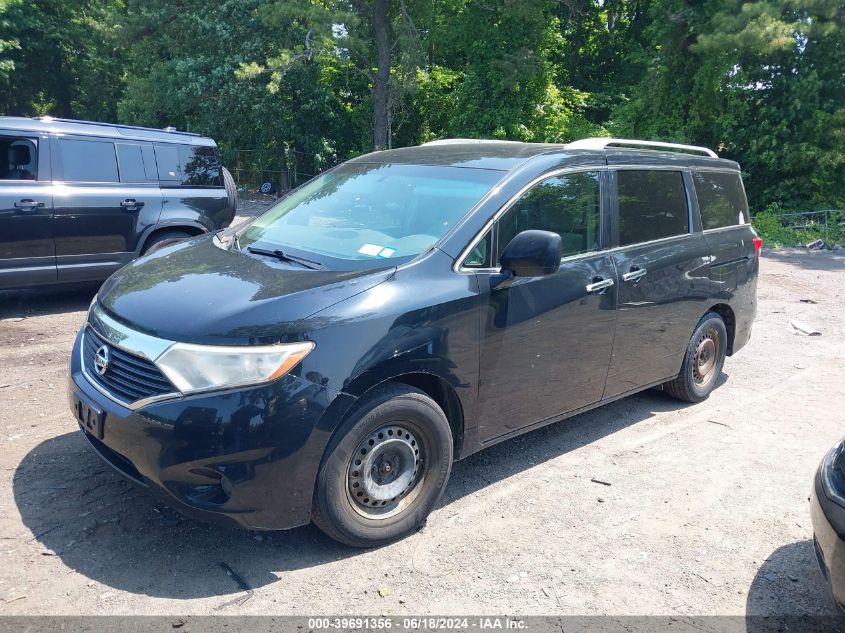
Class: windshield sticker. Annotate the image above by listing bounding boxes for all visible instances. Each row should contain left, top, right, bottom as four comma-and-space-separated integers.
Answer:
358, 244, 383, 256
377, 247, 395, 258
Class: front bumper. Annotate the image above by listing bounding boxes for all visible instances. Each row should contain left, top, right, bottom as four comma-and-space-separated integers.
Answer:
68, 328, 356, 530
811, 464, 845, 611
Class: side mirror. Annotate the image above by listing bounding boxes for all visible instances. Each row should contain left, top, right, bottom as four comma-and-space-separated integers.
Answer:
500, 230, 562, 277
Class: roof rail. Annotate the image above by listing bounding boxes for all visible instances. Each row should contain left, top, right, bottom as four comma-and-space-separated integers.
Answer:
32, 116, 202, 137
565, 137, 718, 158
422, 138, 522, 146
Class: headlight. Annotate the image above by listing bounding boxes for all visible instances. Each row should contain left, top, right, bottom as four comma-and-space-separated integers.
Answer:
156, 341, 315, 394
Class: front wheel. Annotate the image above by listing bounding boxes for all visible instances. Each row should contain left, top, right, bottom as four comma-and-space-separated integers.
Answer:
663, 312, 728, 403
312, 384, 453, 547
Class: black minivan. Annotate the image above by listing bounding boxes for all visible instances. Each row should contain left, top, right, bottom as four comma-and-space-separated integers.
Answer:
0, 116, 236, 289
68, 138, 760, 547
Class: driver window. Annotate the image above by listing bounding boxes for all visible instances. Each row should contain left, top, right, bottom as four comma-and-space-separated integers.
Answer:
1, 137, 38, 181
496, 171, 601, 264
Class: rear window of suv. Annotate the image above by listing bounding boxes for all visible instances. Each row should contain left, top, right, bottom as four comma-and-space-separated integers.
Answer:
155, 143, 222, 187
692, 171, 748, 229
617, 170, 689, 246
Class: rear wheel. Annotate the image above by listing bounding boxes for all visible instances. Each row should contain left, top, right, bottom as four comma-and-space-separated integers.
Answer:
663, 312, 727, 403
141, 230, 193, 255
312, 383, 453, 547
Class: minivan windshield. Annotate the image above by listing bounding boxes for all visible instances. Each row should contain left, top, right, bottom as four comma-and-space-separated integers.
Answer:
239, 163, 502, 268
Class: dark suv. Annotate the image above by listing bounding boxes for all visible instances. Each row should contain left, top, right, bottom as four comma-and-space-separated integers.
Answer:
68, 138, 759, 547
0, 117, 236, 289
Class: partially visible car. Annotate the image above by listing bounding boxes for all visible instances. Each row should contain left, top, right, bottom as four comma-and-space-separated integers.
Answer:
0, 116, 237, 289
811, 438, 845, 610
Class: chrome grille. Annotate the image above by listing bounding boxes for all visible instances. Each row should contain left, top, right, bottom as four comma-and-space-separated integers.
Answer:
82, 327, 176, 404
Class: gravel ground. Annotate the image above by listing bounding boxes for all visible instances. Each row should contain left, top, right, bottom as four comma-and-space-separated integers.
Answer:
0, 234, 843, 616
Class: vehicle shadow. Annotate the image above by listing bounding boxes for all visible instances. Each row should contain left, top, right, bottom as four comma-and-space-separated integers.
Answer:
763, 248, 845, 273
15, 387, 697, 600
0, 285, 99, 320
745, 539, 840, 624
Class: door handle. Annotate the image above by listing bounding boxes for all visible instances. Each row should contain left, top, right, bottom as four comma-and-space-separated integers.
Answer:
622, 266, 648, 282
14, 199, 45, 211
585, 277, 614, 293
120, 199, 145, 212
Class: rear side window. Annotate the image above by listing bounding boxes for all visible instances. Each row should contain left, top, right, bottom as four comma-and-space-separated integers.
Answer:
154, 143, 221, 187
58, 138, 119, 183
693, 171, 748, 229
617, 170, 688, 246
497, 171, 601, 262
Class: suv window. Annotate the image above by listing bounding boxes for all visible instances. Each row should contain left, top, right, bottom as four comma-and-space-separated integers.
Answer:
617, 170, 688, 246
496, 171, 601, 263
0, 136, 37, 180
58, 138, 119, 183
155, 143, 221, 187
693, 170, 748, 229
116, 143, 150, 183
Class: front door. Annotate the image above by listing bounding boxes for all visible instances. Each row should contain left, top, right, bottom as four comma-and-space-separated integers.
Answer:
603, 168, 713, 399
51, 136, 162, 282
474, 170, 618, 444
0, 131, 55, 289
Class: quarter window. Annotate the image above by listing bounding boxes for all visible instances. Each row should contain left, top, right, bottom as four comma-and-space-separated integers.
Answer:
693, 171, 748, 229
464, 231, 492, 268
58, 138, 119, 183
617, 170, 689, 246
496, 171, 601, 263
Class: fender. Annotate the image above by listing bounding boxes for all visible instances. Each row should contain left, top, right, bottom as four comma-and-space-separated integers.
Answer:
134, 220, 209, 256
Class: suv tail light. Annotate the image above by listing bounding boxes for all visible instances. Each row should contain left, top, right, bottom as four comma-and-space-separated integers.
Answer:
752, 236, 763, 257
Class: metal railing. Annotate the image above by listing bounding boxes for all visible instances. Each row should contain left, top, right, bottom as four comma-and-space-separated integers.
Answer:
775, 209, 845, 244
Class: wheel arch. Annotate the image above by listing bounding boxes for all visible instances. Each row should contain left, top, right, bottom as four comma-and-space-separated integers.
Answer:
326, 370, 466, 462
707, 303, 736, 355
138, 223, 208, 256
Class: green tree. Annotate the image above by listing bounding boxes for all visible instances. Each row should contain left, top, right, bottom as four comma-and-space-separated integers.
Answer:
0, 0, 125, 119
250, 0, 426, 151
612, 0, 845, 210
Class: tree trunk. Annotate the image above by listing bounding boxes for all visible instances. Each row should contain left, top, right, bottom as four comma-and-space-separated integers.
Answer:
372, 0, 391, 151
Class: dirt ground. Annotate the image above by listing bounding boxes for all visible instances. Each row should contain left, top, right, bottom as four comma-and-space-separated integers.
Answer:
0, 224, 843, 615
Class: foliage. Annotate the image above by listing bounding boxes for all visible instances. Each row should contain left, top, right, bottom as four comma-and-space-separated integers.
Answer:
752, 205, 845, 249
0, 0, 125, 119
0, 0, 842, 210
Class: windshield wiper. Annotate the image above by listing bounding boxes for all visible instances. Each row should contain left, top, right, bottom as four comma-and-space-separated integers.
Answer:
247, 246, 325, 270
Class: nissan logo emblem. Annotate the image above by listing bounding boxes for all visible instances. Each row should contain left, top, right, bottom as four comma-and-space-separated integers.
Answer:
94, 345, 111, 376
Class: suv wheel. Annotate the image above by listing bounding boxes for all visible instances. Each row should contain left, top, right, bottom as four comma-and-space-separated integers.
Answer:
663, 312, 727, 403
312, 383, 453, 547
141, 230, 193, 255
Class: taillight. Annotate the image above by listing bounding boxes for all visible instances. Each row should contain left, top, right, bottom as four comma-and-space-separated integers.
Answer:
752, 236, 763, 257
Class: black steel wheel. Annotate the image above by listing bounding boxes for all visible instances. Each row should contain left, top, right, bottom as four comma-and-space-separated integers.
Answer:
663, 312, 728, 403
312, 383, 453, 547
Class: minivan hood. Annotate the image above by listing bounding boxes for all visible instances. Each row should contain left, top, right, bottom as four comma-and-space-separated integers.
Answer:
97, 237, 395, 344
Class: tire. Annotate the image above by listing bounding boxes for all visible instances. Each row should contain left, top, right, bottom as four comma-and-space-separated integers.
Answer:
259, 181, 275, 195
221, 166, 238, 215
312, 383, 453, 548
663, 312, 728, 403
141, 230, 193, 256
